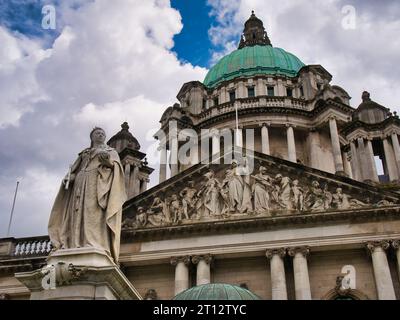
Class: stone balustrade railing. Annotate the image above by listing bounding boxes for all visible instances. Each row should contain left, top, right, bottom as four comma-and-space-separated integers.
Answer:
0, 236, 52, 258
199, 96, 310, 121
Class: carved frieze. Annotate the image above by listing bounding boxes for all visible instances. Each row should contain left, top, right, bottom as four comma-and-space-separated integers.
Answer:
122, 156, 399, 230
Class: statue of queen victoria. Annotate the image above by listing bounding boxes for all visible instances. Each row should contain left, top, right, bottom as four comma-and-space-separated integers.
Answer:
48, 127, 126, 263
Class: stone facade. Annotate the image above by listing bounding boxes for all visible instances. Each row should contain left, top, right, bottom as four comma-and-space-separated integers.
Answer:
1, 12, 400, 300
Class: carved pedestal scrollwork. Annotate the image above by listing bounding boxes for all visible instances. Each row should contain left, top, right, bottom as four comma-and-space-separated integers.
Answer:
0, 293, 10, 300
144, 289, 158, 300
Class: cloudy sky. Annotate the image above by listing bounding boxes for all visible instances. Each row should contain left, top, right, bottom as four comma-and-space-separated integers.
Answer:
0, 0, 399, 238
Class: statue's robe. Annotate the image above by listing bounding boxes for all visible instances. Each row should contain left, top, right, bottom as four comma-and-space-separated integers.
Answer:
48, 145, 126, 263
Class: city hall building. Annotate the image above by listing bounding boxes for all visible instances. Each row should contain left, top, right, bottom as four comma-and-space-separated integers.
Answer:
1, 12, 400, 300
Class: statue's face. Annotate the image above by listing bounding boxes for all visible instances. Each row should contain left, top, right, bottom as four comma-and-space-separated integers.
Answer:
91, 129, 106, 144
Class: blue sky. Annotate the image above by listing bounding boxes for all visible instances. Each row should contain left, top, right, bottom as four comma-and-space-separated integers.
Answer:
171, 0, 215, 68
0, 0, 220, 68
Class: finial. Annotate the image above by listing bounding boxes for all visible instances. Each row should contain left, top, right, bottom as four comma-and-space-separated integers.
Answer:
121, 122, 129, 130
251, 10, 255, 15
362, 91, 371, 102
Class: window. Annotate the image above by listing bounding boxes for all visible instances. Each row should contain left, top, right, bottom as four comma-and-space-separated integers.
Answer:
203, 99, 207, 109
229, 90, 236, 102
214, 97, 219, 107
287, 88, 293, 97
247, 86, 255, 97
267, 86, 275, 96
300, 86, 304, 97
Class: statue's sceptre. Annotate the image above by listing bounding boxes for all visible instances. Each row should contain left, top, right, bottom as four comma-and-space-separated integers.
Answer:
64, 165, 72, 190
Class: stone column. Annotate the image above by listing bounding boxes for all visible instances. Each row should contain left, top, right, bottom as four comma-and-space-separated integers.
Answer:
366, 241, 396, 300
190, 138, 199, 167
140, 178, 149, 193
288, 247, 311, 300
392, 240, 400, 283
365, 139, 379, 182
261, 123, 270, 155
124, 161, 131, 192
170, 136, 179, 177
350, 140, 361, 181
343, 151, 353, 178
383, 137, 399, 181
129, 165, 140, 197
266, 248, 287, 300
357, 138, 368, 182
171, 256, 191, 296
211, 130, 220, 158
286, 125, 297, 163
308, 128, 321, 170
391, 133, 400, 173
192, 254, 212, 286
159, 143, 167, 183
235, 128, 243, 148
257, 78, 265, 96
329, 117, 345, 174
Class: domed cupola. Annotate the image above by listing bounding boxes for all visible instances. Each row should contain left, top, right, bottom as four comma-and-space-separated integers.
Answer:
239, 10, 272, 49
107, 122, 141, 153
353, 91, 390, 124
203, 11, 305, 88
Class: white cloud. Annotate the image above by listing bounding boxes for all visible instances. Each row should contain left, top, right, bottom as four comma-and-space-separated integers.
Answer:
207, 0, 400, 109
0, 0, 207, 237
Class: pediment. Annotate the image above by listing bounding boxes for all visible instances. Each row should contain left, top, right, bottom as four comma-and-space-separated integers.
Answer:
122, 150, 400, 231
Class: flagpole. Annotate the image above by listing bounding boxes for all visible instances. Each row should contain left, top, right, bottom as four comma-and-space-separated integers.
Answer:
235, 101, 239, 147
7, 181, 19, 237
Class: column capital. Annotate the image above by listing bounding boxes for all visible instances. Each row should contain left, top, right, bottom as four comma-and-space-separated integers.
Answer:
260, 122, 271, 128
309, 127, 319, 133
328, 115, 337, 121
285, 123, 296, 129
366, 240, 390, 254
288, 246, 310, 258
266, 248, 286, 259
192, 254, 212, 265
392, 239, 400, 249
170, 255, 191, 266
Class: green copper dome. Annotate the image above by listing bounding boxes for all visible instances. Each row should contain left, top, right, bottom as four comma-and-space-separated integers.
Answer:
173, 284, 261, 300
203, 45, 305, 88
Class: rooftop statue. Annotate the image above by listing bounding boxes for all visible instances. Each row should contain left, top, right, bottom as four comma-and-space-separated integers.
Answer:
48, 127, 126, 263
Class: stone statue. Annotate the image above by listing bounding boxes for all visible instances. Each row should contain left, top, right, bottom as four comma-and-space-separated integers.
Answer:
180, 181, 198, 219
305, 181, 325, 211
147, 197, 169, 227
200, 171, 222, 217
252, 166, 272, 214
135, 207, 148, 227
332, 188, 366, 210
240, 158, 253, 214
48, 127, 126, 263
292, 180, 304, 212
170, 194, 182, 224
221, 161, 244, 213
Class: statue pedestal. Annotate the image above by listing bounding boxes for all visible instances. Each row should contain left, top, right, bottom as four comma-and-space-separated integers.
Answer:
15, 247, 141, 300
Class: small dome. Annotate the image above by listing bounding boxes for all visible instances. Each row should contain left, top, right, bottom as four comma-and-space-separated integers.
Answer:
173, 283, 261, 300
203, 45, 305, 88
107, 122, 140, 152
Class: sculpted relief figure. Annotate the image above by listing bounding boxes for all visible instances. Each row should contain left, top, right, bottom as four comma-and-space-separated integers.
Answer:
125, 162, 389, 229
147, 197, 169, 227
48, 127, 126, 263
252, 166, 272, 214
180, 181, 198, 219
199, 171, 222, 217
221, 161, 244, 213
